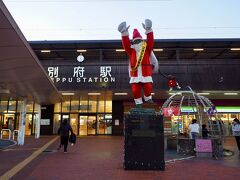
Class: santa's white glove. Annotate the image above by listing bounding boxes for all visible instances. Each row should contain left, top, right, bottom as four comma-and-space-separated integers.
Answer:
142, 19, 153, 34
118, 21, 130, 36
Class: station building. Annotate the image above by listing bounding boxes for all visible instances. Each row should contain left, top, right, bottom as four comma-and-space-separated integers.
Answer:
1, 1, 240, 139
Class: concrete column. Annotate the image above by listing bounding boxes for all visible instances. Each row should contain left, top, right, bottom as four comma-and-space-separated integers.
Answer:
17, 98, 27, 145
35, 104, 41, 139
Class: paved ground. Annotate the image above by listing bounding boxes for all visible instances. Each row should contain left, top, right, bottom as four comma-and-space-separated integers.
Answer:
0, 136, 239, 180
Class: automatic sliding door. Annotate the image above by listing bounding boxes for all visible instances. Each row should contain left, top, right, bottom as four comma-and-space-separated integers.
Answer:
79, 115, 96, 135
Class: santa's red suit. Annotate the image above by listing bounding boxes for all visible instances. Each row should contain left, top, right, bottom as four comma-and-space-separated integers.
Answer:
121, 28, 157, 105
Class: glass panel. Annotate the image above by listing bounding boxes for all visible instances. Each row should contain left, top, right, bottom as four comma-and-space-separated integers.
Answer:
87, 116, 96, 135
25, 114, 33, 135
98, 100, 105, 113
97, 114, 105, 134
53, 114, 61, 134
0, 101, 8, 113
26, 102, 34, 113
3, 114, 15, 130
8, 101, 16, 112
79, 100, 88, 113
17, 101, 23, 113
34, 104, 40, 113
70, 114, 78, 135
62, 101, 70, 113
105, 101, 112, 112
71, 100, 79, 113
88, 95, 97, 113
79, 116, 87, 135
105, 114, 112, 134
54, 103, 61, 113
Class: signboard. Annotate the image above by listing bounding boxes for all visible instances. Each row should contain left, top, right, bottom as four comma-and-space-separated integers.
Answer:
163, 107, 181, 117
41, 119, 50, 125
115, 119, 119, 126
195, 139, 212, 153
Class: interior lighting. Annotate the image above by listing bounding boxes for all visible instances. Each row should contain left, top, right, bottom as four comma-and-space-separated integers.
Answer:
230, 48, 240, 51
41, 50, 51, 53
153, 49, 163, 52
77, 49, 87, 52
197, 93, 210, 95
88, 93, 101, 95
151, 93, 155, 95
193, 48, 204, 51
116, 49, 125, 52
62, 92, 75, 96
114, 93, 128, 95
224, 93, 238, 95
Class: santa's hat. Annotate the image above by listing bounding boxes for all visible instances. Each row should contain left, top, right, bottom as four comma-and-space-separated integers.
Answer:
132, 29, 142, 41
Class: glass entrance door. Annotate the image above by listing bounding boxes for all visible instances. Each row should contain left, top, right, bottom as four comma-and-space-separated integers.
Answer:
79, 115, 96, 135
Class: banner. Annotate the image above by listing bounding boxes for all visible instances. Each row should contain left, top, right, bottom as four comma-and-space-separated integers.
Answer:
163, 107, 181, 117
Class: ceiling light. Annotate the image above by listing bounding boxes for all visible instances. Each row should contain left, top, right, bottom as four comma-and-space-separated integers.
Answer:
197, 93, 210, 95
41, 50, 51, 53
153, 49, 163, 52
230, 48, 240, 51
151, 93, 155, 95
61, 92, 75, 96
116, 49, 125, 52
77, 49, 87, 52
88, 93, 101, 95
193, 48, 204, 51
114, 93, 128, 95
224, 93, 238, 95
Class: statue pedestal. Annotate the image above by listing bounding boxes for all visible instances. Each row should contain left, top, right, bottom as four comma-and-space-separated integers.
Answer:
124, 108, 165, 170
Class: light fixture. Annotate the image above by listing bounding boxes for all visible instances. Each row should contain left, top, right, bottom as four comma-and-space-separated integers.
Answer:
151, 93, 155, 95
153, 49, 163, 52
77, 53, 85, 62
224, 93, 238, 95
114, 93, 128, 95
115, 49, 125, 52
197, 93, 210, 95
77, 49, 87, 52
88, 93, 101, 95
41, 50, 51, 53
193, 48, 204, 51
230, 48, 240, 51
61, 92, 75, 96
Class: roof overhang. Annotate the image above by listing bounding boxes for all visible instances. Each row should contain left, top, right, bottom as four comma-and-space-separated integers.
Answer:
0, 1, 62, 104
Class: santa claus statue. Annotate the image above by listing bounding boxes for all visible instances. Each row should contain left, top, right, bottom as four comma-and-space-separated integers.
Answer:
118, 19, 158, 108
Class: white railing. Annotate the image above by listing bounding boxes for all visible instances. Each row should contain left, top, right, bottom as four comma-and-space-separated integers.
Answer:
0, 129, 12, 140
12, 130, 20, 141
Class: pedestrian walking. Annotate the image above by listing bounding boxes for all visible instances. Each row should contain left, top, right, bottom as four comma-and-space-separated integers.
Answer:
189, 119, 200, 139
57, 119, 73, 153
232, 118, 240, 154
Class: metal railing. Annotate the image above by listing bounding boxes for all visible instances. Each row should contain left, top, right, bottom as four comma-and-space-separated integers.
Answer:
0, 129, 12, 140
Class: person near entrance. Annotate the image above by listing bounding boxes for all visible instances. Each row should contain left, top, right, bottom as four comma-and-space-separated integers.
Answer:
118, 19, 159, 108
58, 119, 73, 153
189, 119, 200, 139
232, 118, 240, 154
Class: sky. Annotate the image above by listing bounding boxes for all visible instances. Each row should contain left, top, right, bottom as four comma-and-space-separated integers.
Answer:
3, 0, 240, 40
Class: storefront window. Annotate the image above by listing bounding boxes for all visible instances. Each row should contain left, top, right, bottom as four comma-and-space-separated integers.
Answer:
53, 114, 61, 134
98, 100, 105, 112
0, 101, 8, 113
54, 103, 61, 113
34, 104, 40, 113
105, 101, 112, 112
62, 101, 70, 113
25, 114, 33, 135
79, 100, 88, 113
8, 101, 16, 112
105, 114, 112, 134
17, 101, 23, 113
26, 102, 34, 113
70, 114, 78, 134
71, 100, 79, 113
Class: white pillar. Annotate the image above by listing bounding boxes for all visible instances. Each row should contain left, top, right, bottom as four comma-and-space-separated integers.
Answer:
35, 104, 41, 139
18, 98, 27, 145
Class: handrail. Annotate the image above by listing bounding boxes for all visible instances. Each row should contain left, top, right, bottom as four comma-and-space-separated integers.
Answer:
13, 130, 20, 141
0, 129, 11, 140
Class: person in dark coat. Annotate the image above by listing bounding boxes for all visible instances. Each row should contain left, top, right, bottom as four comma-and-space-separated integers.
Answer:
57, 119, 73, 153
202, 124, 210, 138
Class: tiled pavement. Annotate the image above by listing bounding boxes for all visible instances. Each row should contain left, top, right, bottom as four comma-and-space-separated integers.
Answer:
0, 136, 239, 180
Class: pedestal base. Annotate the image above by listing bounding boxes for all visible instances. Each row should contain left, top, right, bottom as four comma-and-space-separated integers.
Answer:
124, 109, 165, 170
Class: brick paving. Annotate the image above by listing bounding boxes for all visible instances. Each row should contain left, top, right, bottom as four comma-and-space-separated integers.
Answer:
0, 136, 239, 180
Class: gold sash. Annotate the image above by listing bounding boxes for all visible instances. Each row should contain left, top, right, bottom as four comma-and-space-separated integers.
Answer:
131, 41, 147, 72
